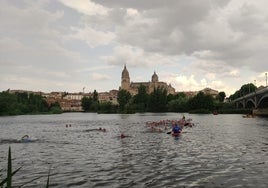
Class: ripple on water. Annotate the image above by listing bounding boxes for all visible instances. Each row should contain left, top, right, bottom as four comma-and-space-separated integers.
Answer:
0, 113, 268, 187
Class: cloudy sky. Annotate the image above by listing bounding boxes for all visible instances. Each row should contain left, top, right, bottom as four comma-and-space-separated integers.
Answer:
1, 0, 268, 96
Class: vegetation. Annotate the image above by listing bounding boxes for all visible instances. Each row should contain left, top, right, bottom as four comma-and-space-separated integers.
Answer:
113, 83, 257, 114
117, 89, 132, 113
131, 85, 149, 112
81, 89, 100, 112
1, 83, 256, 115
0, 147, 50, 188
147, 87, 168, 112
80, 84, 256, 114
229, 83, 257, 101
0, 91, 62, 116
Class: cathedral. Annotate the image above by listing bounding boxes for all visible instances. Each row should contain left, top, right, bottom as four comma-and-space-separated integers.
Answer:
120, 65, 176, 95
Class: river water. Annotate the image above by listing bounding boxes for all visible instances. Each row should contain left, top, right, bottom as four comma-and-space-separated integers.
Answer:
0, 113, 268, 187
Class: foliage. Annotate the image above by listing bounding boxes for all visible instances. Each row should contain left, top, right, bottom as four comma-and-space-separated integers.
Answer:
217, 91, 226, 102
0, 147, 50, 188
187, 92, 215, 112
147, 87, 167, 112
92, 90, 98, 102
81, 97, 92, 112
117, 89, 131, 113
0, 147, 21, 188
167, 97, 188, 112
229, 83, 257, 101
98, 102, 118, 114
49, 102, 62, 114
0, 91, 59, 116
167, 92, 186, 102
131, 85, 149, 112
81, 90, 99, 112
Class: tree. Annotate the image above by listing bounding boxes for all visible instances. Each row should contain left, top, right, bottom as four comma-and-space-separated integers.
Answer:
0, 91, 52, 115
81, 97, 92, 112
90, 90, 99, 112
0, 92, 17, 115
98, 101, 118, 113
49, 102, 62, 114
117, 89, 131, 112
132, 85, 149, 112
229, 83, 257, 101
148, 87, 167, 112
167, 97, 188, 112
188, 92, 215, 111
217, 91, 226, 102
92, 90, 98, 102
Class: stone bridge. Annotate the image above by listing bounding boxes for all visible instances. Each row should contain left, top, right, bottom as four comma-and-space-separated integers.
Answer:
232, 86, 268, 116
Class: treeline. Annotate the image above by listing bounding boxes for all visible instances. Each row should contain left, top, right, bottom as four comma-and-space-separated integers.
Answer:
0, 91, 62, 116
229, 83, 257, 101
81, 85, 244, 114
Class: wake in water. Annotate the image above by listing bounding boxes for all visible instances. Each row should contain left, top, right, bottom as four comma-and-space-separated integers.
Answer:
0, 138, 38, 144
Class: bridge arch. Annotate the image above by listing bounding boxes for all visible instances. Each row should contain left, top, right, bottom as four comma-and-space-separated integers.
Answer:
257, 94, 268, 108
237, 101, 244, 108
245, 99, 256, 108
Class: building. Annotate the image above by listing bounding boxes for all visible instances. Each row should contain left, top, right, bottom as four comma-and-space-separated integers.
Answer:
98, 90, 118, 104
120, 65, 176, 95
200, 88, 219, 98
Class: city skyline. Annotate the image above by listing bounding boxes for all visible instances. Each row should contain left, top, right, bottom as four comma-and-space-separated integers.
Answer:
1, 0, 268, 96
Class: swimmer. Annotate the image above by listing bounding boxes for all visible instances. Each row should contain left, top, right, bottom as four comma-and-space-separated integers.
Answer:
21, 135, 31, 142
119, 133, 131, 139
21, 135, 29, 140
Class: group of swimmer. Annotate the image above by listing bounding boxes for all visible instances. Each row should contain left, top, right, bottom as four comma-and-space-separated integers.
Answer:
20, 115, 193, 143
66, 124, 72, 128
145, 116, 194, 135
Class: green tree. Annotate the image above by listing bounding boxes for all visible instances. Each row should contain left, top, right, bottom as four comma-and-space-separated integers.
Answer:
92, 90, 98, 102
49, 102, 62, 114
0, 92, 17, 115
16, 92, 28, 105
98, 101, 118, 113
81, 97, 92, 112
90, 90, 99, 112
132, 85, 149, 112
217, 91, 226, 102
229, 83, 257, 101
148, 87, 167, 112
117, 89, 131, 112
188, 92, 215, 112
167, 97, 188, 112
0, 91, 51, 115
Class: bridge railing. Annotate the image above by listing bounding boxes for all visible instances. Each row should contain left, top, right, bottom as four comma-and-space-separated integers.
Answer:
231, 86, 268, 103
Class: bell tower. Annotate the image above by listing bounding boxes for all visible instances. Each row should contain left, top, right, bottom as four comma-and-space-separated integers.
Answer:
151, 71, 159, 83
121, 65, 130, 90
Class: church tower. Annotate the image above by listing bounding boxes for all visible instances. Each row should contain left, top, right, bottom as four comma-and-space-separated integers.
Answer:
121, 65, 130, 90
151, 71, 159, 83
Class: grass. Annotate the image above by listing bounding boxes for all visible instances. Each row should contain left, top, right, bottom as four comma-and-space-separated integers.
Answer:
0, 146, 50, 188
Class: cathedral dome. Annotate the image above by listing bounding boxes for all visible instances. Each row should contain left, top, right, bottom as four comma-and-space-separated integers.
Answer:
151, 71, 158, 82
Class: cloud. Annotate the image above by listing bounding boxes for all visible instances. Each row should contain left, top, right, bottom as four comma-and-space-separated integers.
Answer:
91, 73, 111, 81
91, 0, 268, 73
69, 26, 115, 48
76, 65, 115, 73
58, 0, 109, 16
1, 0, 268, 96
101, 45, 176, 68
